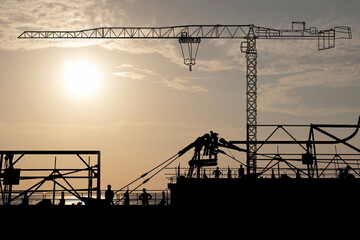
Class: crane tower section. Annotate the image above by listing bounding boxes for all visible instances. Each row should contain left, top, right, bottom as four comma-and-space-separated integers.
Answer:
19, 22, 352, 175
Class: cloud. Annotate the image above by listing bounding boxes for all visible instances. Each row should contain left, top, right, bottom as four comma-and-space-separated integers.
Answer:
161, 77, 209, 93
196, 59, 238, 72
0, 0, 100, 50
113, 64, 209, 93
113, 71, 144, 80
116, 64, 157, 76
103, 39, 185, 70
112, 63, 156, 81
258, 69, 360, 116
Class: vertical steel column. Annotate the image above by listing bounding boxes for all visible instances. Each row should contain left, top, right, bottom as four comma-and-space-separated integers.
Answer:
3, 154, 14, 205
245, 26, 258, 175
88, 156, 93, 198
96, 152, 101, 200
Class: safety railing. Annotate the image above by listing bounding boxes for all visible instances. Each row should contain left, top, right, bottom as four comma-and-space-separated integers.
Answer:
0, 189, 170, 206
165, 158, 360, 183
113, 189, 170, 206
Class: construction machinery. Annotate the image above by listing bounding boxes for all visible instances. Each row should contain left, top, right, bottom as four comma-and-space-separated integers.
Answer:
18, 22, 352, 175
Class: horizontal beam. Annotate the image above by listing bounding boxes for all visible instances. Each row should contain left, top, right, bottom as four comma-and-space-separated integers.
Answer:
17, 176, 91, 180
230, 140, 346, 145
0, 150, 100, 155
256, 124, 359, 128
12, 168, 95, 171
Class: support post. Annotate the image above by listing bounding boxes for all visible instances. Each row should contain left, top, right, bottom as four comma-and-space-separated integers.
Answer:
88, 156, 93, 198
96, 152, 101, 200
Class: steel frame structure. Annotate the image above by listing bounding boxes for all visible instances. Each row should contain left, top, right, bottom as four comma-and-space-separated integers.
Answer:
19, 22, 352, 175
230, 117, 360, 179
0, 151, 100, 205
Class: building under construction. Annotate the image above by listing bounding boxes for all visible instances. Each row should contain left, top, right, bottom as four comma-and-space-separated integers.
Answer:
1, 118, 359, 207
1, 120, 359, 238
168, 119, 360, 209
1, 21, 359, 237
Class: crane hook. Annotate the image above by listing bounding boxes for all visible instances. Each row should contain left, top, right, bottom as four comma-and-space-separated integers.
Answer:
178, 32, 201, 71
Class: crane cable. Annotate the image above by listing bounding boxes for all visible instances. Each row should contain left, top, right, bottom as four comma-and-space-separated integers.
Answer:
114, 152, 180, 204
128, 154, 180, 192
220, 149, 247, 167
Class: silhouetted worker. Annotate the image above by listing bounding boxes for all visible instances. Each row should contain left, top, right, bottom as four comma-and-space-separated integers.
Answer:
193, 135, 206, 160
238, 165, 245, 179
203, 133, 211, 156
203, 169, 208, 179
227, 167, 232, 179
139, 188, 152, 206
339, 166, 354, 179
105, 184, 114, 205
339, 168, 345, 178
213, 167, 222, 179
59, 191, 65, 206
123, 188, 130, 206
159, 191, 166, 206
22, 192, 29, 206
209, 131, 219, 159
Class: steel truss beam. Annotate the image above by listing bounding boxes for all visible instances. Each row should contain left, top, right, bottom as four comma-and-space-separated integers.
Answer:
18, 24, 351, 43
230, 118, 360, 179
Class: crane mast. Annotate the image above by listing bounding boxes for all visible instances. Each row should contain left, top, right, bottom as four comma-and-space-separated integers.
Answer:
244, 26, 258, 174
19, 22, 352, 175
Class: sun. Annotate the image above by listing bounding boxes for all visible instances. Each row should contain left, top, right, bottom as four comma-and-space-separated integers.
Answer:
62, 60, 101, 99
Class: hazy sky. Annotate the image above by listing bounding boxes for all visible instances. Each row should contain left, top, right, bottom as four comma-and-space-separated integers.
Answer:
0, 0, 359, 190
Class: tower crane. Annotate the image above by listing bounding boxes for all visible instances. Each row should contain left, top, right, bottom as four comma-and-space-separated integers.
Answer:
19, 22, 352, 175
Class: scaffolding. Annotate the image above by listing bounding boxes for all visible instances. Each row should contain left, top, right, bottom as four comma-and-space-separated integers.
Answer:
0, 150, 100, 205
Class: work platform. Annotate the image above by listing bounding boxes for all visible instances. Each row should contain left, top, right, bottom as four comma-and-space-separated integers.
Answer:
2, 177, 358, 240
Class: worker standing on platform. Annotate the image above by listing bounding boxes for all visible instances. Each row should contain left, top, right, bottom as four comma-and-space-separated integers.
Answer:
105, 184, 114, 205
203, 169, 208, 179
159, 191, 166, 206
238, 165, 245, 179
227, 167, 232, 179
123, 188, 130, 206
193, 134, 206, 160
139, 188, 152, 206
209, 131, 219, 159
213, 167, 222, 179
203, 133, 211, 156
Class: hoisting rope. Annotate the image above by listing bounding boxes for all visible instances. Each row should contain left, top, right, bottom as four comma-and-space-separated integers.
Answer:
219, 150, 247, 167
114, 152, 180, 204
